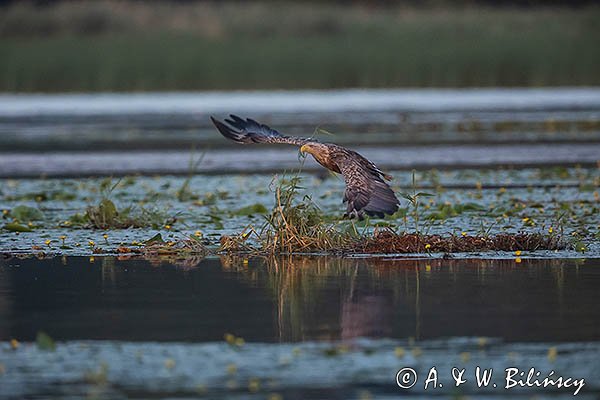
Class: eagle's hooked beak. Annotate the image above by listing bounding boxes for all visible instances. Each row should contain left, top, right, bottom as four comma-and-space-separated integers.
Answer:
300, 144, 309, 155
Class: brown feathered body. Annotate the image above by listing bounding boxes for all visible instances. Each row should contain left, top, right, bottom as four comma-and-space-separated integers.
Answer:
210, 115, 399, 219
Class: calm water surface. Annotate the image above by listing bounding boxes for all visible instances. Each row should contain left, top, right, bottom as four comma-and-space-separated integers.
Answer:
1, 88, 599, 176
1, 256, 599, 343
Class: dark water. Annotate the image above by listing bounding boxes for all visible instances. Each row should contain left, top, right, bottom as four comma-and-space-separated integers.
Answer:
1, 256, 599, 343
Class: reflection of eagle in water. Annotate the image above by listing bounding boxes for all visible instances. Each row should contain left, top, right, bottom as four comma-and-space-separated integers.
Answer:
211, 115, 399, 219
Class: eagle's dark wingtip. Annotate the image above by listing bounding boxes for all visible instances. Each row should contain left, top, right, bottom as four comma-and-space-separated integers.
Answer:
211, 116, 242, 142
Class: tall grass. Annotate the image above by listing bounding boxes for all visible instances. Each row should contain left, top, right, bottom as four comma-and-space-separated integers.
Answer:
259, 176, 356, 254
1, 2, 599, 91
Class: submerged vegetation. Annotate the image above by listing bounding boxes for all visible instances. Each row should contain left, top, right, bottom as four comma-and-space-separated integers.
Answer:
1, 1, 599, 91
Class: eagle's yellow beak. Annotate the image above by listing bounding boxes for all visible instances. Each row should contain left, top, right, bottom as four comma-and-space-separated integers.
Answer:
300, 144, 310, 155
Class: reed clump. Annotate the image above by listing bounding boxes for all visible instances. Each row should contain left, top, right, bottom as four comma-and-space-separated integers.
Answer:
259, 176, 356, 254
1, 2, 599, 91
85, 198, 175, 229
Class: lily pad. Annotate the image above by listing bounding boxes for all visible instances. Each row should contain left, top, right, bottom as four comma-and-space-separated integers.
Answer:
145, 233, 165, 244
234, 203, 268, 216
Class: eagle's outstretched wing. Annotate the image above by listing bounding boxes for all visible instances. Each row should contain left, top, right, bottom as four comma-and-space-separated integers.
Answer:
211, 115, 308, 146
211, 114, 399, 219
330, 149, 399, 219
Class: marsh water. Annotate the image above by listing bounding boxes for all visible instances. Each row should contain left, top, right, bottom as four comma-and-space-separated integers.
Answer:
1, 88, 600, 399
1, 88, 600, 176
3, 256, 599, 343
1, 256, 599, 399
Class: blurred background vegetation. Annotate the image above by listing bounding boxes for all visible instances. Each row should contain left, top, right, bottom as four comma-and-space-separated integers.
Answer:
0, 0, 598, 92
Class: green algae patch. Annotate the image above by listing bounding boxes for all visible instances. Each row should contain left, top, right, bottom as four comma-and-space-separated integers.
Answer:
3, 222, 33, 232
36, 331, 56, 351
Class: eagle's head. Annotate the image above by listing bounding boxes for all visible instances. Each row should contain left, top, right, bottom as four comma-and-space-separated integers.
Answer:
300, 143, 326, 157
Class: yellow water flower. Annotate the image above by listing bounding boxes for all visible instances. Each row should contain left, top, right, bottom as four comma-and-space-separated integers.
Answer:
461, 231, 467, 237
425, 244, 431, 250
88, 240, 95, 247
224, 333, 236, 344
515, 257, 522, 263
194, 230, 202, 237
514, 250, 522, 256
44, 239, 51, 246
548, 227, 554, 234
227, 363, 237, 375
248, 378, 260, 393
394, 347, 405, 358
10, 339, 19, 350
165, 225, 171, 230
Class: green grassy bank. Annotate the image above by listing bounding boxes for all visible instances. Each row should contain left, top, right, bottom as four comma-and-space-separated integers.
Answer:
1, 2, 599, 92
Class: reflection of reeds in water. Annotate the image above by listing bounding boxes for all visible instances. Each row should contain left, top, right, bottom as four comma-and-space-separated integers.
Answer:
256, 256, 409, 341
231, 256, 579, 342
266, 256, 355, 341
